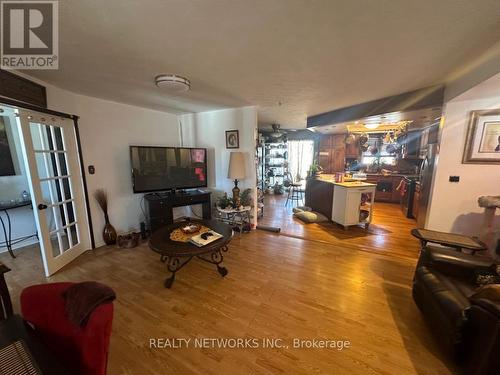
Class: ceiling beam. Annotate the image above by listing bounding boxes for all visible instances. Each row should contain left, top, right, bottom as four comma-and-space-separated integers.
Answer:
307, 85, 444, 128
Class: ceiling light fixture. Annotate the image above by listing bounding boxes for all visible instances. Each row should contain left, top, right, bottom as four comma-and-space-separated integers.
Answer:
155, 74, 191, 92
364, 123, 380, 130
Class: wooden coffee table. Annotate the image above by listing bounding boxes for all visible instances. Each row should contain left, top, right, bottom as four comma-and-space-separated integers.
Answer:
149, 219, 233, 288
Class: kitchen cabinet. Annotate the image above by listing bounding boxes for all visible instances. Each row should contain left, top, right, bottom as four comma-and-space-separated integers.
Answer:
419, 124, 440, 158
412, 182, 420, 220
331, 148, 345, 172
391, 177, 404, 203
428, 123, 439, 144
400, 124, 439, 160
401, 130, 422, 159
375, 177, 393, 202
345, 141, 360, 158
318, 135, 332, 173
318, 134, 345, 173
366, 175, 406, 203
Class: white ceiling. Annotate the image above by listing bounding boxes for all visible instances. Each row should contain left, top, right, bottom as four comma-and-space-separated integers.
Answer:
25, 0, 500, 128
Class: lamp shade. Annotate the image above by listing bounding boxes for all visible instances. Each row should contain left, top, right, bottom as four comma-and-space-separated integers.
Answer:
227, 152, 246, 180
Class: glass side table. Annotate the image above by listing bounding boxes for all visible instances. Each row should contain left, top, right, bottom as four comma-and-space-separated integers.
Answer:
215, 206, 252, 234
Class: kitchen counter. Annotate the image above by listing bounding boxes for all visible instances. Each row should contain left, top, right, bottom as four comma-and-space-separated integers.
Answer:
324, 180, 376, 188
365, 173, 419, 178
315, 174, 374, 184
304, 177, 376, 223
314, 175, 376, 188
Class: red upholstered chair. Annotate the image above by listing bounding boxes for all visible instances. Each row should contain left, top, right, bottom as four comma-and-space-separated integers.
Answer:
20, 282, 114, 375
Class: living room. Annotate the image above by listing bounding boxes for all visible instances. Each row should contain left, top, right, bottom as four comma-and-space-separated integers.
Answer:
0, 1, 499, 374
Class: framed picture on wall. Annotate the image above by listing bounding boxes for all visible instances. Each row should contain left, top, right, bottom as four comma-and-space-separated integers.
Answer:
226, 130, 239, 149
463, 109, 500, 164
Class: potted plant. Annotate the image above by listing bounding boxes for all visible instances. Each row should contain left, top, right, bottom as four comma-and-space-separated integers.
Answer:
240, 188, 252, 207
308, 162, 323, 178
217, 193, 233, 209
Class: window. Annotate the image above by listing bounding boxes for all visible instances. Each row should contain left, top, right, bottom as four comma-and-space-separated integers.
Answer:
361, 135, 397, 166
286, 140, 314, 181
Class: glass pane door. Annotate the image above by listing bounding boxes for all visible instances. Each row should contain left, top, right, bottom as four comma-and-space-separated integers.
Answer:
17, 109, 90, 276
29, 121, 80, 256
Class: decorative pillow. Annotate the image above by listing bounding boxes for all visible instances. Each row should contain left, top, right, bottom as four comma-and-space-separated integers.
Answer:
294, 211, 329, 223
292, 206, 312, 214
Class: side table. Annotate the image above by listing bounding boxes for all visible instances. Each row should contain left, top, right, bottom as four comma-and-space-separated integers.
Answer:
0, 201, 34, 258
215, 206, 252, 233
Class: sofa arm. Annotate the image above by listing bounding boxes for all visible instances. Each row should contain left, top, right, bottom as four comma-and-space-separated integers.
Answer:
470, 285, 500, 317
420, 246, 496, 278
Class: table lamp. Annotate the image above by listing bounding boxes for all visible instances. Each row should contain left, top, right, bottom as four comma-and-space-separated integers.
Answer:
228, 152, 247, 207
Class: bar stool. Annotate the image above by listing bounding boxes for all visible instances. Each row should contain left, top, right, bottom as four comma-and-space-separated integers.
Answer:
284, 172, 304, 206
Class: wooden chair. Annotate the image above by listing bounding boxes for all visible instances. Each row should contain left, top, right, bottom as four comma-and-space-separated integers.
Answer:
0, 261, 13, 320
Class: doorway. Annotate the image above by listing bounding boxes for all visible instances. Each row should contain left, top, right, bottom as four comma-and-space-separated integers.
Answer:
258, 137, 315, 231
0, 104, 91, 276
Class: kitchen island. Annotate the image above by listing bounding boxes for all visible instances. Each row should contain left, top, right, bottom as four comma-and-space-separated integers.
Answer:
305, 175, 376, 229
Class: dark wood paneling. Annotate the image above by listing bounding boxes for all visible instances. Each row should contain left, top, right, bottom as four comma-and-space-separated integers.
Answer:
0, 70, 47, 108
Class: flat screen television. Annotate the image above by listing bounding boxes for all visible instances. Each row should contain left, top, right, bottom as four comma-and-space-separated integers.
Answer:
130, 146, 207, 193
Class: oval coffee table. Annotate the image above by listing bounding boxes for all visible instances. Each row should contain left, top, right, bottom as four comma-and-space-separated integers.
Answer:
149, 219, 233, 288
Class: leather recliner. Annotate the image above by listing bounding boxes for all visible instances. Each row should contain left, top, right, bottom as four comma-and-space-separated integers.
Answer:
412, 246, 500, 375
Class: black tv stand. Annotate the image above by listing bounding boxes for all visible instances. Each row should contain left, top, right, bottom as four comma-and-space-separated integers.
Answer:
144, 190, 212, 232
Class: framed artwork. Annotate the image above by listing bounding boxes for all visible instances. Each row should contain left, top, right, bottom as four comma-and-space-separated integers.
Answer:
463, 109, 500, 164
225, 130, 239, 149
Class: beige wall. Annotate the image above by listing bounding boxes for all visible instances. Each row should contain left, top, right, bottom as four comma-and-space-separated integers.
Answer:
179, 107, 258, 226
46, 88, 181, 246
7, 73, 258, 248
427, 73, 500, 235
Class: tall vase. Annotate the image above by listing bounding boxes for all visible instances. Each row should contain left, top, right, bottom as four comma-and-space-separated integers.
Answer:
103, 213, 117, 245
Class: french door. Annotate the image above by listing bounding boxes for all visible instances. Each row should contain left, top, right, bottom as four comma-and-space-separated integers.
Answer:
17, 109, 90, 276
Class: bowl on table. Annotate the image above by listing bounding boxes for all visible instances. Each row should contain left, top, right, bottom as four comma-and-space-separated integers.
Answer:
180, 224, 201, 234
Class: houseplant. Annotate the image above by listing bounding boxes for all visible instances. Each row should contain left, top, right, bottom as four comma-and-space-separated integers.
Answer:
308, 162, 323, 178
217, 193, 233, 209
240, 188, 252, 206
94, 189, 117, 245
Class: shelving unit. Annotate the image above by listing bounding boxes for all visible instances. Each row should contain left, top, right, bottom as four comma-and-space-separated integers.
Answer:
264, 142, 288, 192
256, 143, 265, 191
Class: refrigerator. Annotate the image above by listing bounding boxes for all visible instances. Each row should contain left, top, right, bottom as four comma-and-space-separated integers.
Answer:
417, 143, 439, 228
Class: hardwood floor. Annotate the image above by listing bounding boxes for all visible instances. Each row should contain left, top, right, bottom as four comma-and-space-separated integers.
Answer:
259, 194, 421, 260
0, 206, 456, 374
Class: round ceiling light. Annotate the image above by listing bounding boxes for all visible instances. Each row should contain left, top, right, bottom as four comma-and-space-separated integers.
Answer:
364, 123, 380, 130
155, 74, 191, 92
